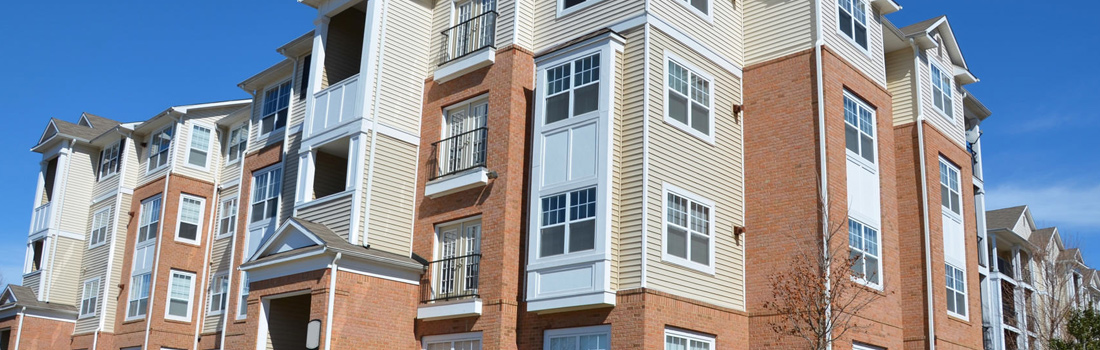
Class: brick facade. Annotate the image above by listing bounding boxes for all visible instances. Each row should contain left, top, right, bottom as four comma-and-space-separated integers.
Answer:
0, 314, 74, 350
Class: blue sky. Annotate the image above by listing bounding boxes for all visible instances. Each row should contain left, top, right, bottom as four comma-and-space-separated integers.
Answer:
0, 1, 1096, 285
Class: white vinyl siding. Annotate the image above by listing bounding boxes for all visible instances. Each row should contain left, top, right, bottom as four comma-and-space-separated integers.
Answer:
166, 270, 195, 322
147, 126, 174, 173
664, 328, 713, 350
217, 197, 238, 239
226, 124, 248, 164
946, 263, 967, 317
848, 218, 881, 287
259, 81, 291, 136
98, 141, 122, 180
544, 325, 610, 350
79, 278, 100, 319
664, 56, 713, 142
662, 185, 715, 274
175, 195, 204, 244
89, 206, 112, 248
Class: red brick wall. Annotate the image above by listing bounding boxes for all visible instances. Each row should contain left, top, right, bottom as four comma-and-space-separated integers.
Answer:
0, 313, 74, 350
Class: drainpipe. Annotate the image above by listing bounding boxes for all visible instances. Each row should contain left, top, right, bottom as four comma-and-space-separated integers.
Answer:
93, 129, 134, 350
811, 0, 832, 348
359, 0, 390, 247
323, 252, 342, 350
13, 307, 26, 350
144, 112, 183, 348
193, 130, 225, 350
909, 37, 937, 350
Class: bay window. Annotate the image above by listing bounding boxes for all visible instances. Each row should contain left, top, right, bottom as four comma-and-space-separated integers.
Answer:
544, 53, 600, 125
946, 263, 967, 317
251, 167, 282, 223
539, 187, 596, 257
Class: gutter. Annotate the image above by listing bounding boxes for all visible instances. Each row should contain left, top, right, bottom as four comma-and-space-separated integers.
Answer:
144, 112, 183, 348
221, 89, 258, 349
323, 252, 342, 350
13, 307, 25, 350
812, 1, 833, 349
910, 37, 937, 350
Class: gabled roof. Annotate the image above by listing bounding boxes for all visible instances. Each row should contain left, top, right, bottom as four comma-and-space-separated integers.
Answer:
898, 16, 975, 82
987, 205, 1029, 231
240, 218, 423, 271
1029, 227, 1057, 249
78, 112, 121, 130
0, 285, 78, 314
1059, 248, 1084, 265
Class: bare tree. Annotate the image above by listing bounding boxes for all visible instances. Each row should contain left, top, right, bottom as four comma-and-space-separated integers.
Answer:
763, 199, 886, 350
1031, 239, 1081, 347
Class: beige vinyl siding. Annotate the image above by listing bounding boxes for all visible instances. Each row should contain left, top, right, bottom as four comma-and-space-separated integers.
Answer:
821, 0, 887, 87
743, 0, 813, 65
375, 0, 432, 135
616, 28, 646, 290
74, 199, 117, 334
298, 192, 355, 240
609, 41, 624, 291
531, 0, 643, 53
60, 145, 96, 236
203, 233, 233, 333
137, 124, 175, 188
886, 49, 916, 126
516, 0, 535, 49
174, 111, 231, 181
123, 137, 141, 190
279, 132, 302, 223
91, 138, 127, 201
917, 35, 966, 147
47, 236, 84, 306
102, 192, 131, 333
365, 135, 417, 256
248, 73, 293, 154
649, 0, 743, 66
22, 273, 40, 300
220, 152, 243, 186
290, 55, 310, 129
644, 28, 744, 310
495, 0, 516, 49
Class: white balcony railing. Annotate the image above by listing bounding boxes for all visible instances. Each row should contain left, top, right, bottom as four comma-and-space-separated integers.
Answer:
307, 73, 362, 139
30, 202, 52, 234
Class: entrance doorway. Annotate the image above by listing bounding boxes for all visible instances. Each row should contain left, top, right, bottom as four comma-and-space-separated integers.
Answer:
262, 293, 312, 350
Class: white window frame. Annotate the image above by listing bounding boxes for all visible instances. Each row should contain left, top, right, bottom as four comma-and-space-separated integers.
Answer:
541, 52, 602, 126
673, 0, 712, 23
216, 196, 238, 240
185, 122, 214, 170
843, 91, 877, 168
537, 187, 598, 258
88, 206, 112, 249
422, 331, 484, 350
848, 217, 883, 290
663, 53, 716, 144
556, 0, 604, 18
258, 81, 292, 138
208, 272, 229, 315
79, 277, 101, 319
664, 327, 715, 350
945, 262, 968, 319
174, 194, 205, 245
543, 325, 611, 350
939, 158, 962, 219
24, 238, 47, 275
236, 272, 249, 320
836, 0, 870, 52
127, 195, 160, 321
97, 140, 122, 181
126, 272, 152, 321
929, 61, 955, 121
249, 165, 282, 226
661, 183, 717, 274
146, 125, 174, 174
165, 269, 196, 322
853, 342, 885, 350
225, 123, 249, 165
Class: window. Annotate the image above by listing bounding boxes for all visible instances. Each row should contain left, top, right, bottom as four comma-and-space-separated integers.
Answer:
544, 325, 610, 350
80, 278, 100, 318
226, 124, 248, 164
665, 328, 714, 350
147, 126, 174, 172
208, 273, 229, 314
250, 167, 282, 223
187, 124, 212, 168
665, 58, 713, 142
98, 141, 123, 180
237, 272, 249, 319
138, 197, 161, 243
837, 0, 868, 49
676, 0, 709, 17
175, 195, 204, 243
435, 220, 482, 300
423, 332, 483, 350
166, 270, 195, 321
544, 53, 600, 125
940, 160, 961, 216
439, 98, 488, 177
27, 239, 45, 273
853, 343, 885, 350
539, 187, 596, 257
663, 185, 715, 273
127, 273, 151, 319
560, 0, 598, 14
89, 206, 112, 248
848, 218, 881, 287
217, 197, 238, 239
946, 263, 967, 317
843, 93, 876, 164
930, 63, 954, 119
259, 81, 292, 135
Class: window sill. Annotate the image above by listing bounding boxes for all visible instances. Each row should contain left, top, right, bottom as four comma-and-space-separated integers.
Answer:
123, 317, 146, 324
425, 168, 490, 199
78, 313, 97, 320
88, 241, 108, 250
97, 173, 119, 183
435, 48, 495, 84
850, 275, 884, 293
164, 317, 193, 325
173, 238, 202, 247
663, 118, 715, 146
215, 233, 233, 240
660, 255, 715, 276
946, 311, 970, 324
182, 162, 211, 173
145, 164, 169, 176
835, 28, 872, 57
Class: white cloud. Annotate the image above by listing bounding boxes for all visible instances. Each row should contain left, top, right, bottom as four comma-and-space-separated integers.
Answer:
986, 182, 1100, 233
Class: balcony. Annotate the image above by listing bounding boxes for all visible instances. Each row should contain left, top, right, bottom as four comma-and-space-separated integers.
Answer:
424, 127, 489, 198
417, 254, 482, 320
306, 74, 362, 140
29, 202, 52, 234
998, 258, 1015, 280
433, 11, 497, 83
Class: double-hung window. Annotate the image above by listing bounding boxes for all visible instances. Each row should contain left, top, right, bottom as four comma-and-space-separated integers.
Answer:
166, 270, 195, 321
663, 185, 715, 273
545, 325, 610, 350
837, 0, 868, 49
226, 124, 248, 164
424, 332, 483, 350
176, 195, 204, 244
930, 63, 954, 119
79, 278, 100, 318
940, 160, 961, 216
259, 82, 292, 135
666, 58, 713, 141
237, 272, 249, 319
946, 263, 967, 317
147, 126, 174, 172
251, 167, 282, 223
98, 141, 122, 180
208, 273, 229, 315
848, 218, 881, 287
89, 206, 112, 248
128, 196, 160, 319
665, 328, 714, 350
217, 197, 238, 239
539, 187, 596, 257
844, 93, 876, 164
187, 124, 212, 168
544, 54, 600, 125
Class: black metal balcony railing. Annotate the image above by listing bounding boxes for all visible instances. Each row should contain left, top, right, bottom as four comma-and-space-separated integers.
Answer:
421, 253, 481, 303
439, 11, 497, 65
998, 258, 1016, 279
429, 127, 488, 180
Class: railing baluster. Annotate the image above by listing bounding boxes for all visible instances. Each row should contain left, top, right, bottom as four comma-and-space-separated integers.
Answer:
439, 11, 497, 66
430, 127, 488, 180
422, 254, 481, 303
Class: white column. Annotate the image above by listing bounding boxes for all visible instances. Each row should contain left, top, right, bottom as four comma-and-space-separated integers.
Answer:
303, 16, 331, 140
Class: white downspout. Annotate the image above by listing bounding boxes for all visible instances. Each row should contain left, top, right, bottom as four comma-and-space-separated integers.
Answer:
221, 91, 256, 349
93, 129, 134, 350
13, 307, 26, 350
144, 113, 182, 348
359, 0, 390, 246
323, 252, 341, 350
910, 38, 937, 350
812, 0, 832, 348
